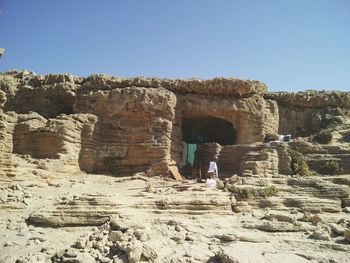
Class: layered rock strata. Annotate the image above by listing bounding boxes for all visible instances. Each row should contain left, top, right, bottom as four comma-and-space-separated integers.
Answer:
1, 71, 350, 177
0, 71, 280, 176
266, 91, 350, 137
0, 71, 350, 262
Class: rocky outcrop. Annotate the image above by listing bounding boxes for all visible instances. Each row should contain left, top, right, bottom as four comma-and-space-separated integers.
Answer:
266, 91, 350, 137
27, 194, 118, 227
75, 86, 177, 176
238, 148, 279, 177
0, 111, 17, 177
1, 171, 350, 262
79, 74, 268, 96
0, 111, 97, 178
217, 244, 265, 263
1, 71, 350, 178
188, 144, 280, 177
229, 175, 350, 213
0, 71, 281, 177
289, 131, 350, 174
1, 71, 77, 118
266, 91, 350, 108
177, 94, 279, 144
2, 71, 350, 263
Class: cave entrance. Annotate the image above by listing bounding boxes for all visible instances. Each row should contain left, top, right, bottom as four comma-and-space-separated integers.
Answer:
182, 117, 236, 145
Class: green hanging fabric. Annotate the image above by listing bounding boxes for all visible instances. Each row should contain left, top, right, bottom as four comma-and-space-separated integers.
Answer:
187, 144, 197, 166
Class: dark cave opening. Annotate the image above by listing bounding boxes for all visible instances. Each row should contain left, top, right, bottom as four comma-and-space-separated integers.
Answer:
182, 117, 236, 145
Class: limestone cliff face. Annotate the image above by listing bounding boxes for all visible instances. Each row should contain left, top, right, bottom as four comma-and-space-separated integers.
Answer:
77, 74, 267, 96
1, 71, 349, 177
1, 71, 76, 118
266, 91, 350, 137
75, 85, 177, 176
177, 94, 279, 144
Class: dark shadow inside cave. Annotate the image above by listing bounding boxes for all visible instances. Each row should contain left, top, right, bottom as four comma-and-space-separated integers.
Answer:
182, 117, 236, 145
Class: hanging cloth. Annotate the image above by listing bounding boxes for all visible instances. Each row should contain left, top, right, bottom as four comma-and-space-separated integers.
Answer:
208, 161, 219, 178
187, 144, 197, 166
180, 141, 187, 168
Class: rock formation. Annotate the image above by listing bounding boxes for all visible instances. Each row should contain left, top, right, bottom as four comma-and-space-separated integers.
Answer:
265, 91, 350, 137
1, 71, 349, 177
0, 70, 350, 262
0, 71, 282, 177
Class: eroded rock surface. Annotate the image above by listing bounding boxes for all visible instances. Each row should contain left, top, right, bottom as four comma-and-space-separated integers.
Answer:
1, 71, 350, 262
1, 175, 349, 263
266, 91, 350, 137
0, 71, 281, 177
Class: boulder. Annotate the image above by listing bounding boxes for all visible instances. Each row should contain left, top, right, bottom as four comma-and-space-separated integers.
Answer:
217, 244, 265, 263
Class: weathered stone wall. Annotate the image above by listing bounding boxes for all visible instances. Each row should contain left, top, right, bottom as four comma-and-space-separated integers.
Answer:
177, 94, 279, 144
1, 71, 349, 178
194, 144, 278, 177
266, 91, 350, 137
74, 86, 177, 176
1, 71, 76, 118
12, 113, 96, 161
0, 111, 97, 177
219, 145, 267, 174
0, 110, 15, 177
77, 74, 267, 96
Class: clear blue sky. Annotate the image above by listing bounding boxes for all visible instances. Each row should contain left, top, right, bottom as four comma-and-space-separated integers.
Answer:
0, 0, 349, 92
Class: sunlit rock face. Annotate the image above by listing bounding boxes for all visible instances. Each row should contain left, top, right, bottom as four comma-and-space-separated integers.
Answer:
1, 71, 350, 263
1, 71, 349, 177
266, 91, 350, 137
